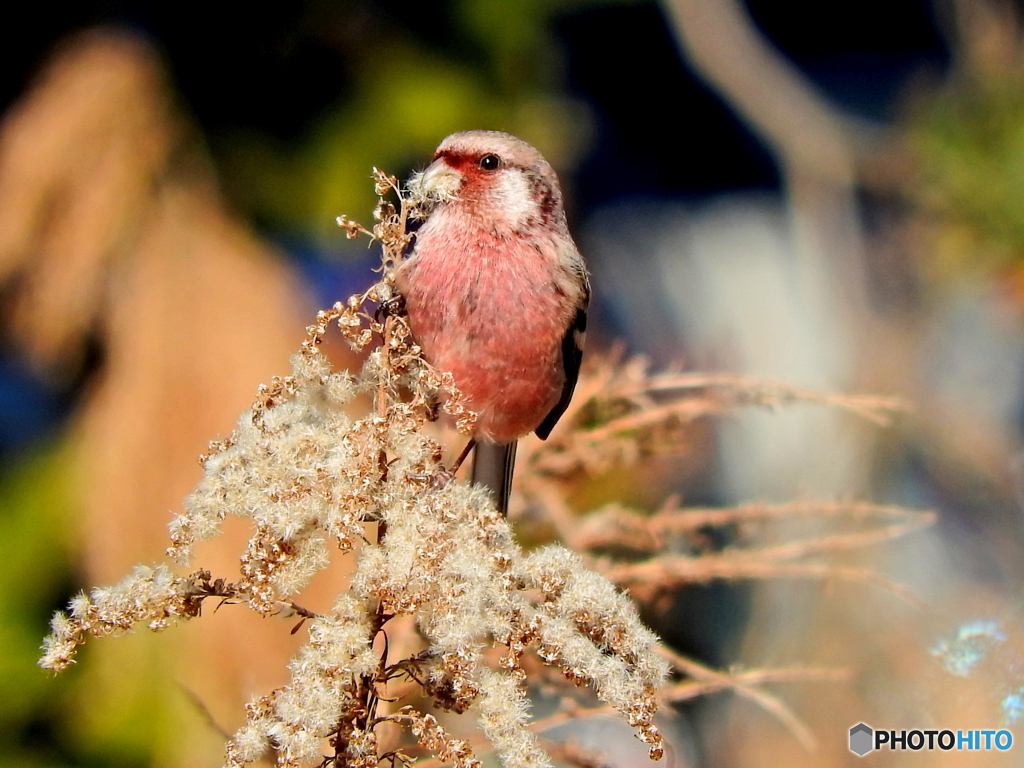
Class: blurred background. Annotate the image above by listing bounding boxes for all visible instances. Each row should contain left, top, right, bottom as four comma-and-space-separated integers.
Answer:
3, 0, 1024, 766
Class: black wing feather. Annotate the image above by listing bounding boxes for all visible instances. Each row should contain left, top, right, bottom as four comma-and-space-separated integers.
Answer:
535, 303, 587, 440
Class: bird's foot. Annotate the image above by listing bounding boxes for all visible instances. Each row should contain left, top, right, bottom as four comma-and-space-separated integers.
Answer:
410, 440, 475, 491
407, 465, 456, 490
375, 292, 406, 322
430, 465, 456, 490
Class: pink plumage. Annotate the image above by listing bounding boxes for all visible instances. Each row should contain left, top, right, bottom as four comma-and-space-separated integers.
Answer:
397, 227, 568, 441
393, 130, 589, 510
395, 130, 588, 443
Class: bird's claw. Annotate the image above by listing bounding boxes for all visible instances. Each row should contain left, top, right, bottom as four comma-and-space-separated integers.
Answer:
430, 466, 455, 490
375, 293, 406, 322
407, 466, 456, 490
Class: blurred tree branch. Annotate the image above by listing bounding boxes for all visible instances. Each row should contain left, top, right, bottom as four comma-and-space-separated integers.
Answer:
662, 0, 872, 326
662, 0, 859, 186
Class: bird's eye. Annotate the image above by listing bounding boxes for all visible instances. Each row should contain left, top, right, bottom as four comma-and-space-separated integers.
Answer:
478, 153, 501, 171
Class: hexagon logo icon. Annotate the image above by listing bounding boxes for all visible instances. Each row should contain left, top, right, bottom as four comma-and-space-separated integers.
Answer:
849, 723, 874, 756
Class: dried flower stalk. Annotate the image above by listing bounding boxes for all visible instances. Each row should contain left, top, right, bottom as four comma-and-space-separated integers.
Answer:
41, 170, 669, 768
39, 165, 934, 766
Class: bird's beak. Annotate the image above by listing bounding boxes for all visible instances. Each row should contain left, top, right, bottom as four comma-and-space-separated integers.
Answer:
408, 158, 462, 204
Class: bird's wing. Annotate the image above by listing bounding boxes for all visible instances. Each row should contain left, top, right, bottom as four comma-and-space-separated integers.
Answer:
535, 295, 588, 441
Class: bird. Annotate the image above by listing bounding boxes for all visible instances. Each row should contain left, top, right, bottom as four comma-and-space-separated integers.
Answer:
392, 130, 589, 515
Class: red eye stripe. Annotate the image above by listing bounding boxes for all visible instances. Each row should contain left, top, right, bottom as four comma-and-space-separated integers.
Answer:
434, 150, 494, 177
433, 149, 467, 169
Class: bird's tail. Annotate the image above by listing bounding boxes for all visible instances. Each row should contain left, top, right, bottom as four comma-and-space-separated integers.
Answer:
470, 441, 517, 516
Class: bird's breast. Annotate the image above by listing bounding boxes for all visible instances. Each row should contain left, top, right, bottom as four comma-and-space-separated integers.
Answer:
394, 212, 578, 441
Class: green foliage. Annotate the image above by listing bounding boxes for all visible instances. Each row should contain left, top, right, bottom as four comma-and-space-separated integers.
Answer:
0, 447, 76, 764
907, 75, 1024, 278
0, 447, 179, 768
216, 0, 620, 239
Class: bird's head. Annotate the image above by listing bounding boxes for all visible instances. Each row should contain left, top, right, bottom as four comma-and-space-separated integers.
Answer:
407, 130, 566, 235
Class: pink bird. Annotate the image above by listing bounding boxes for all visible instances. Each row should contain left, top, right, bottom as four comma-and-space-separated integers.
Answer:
393, 130, 589, 514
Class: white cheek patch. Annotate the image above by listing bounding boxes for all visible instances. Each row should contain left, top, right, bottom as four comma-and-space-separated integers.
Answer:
492, 170, 539, 230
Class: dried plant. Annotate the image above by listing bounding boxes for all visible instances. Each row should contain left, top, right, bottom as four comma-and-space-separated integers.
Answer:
36, 160, 933, 767
509, 342, 934, 752
0, 30, 312, 608
40, 170, 669, 768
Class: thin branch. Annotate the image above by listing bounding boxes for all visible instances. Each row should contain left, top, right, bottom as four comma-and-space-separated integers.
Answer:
658, 647, 847, 752
616, 372, 907, 426
662, 0, 861, 183
573, 501, 936, 555
603, 556, 928, 608
746, 518, 934, 562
